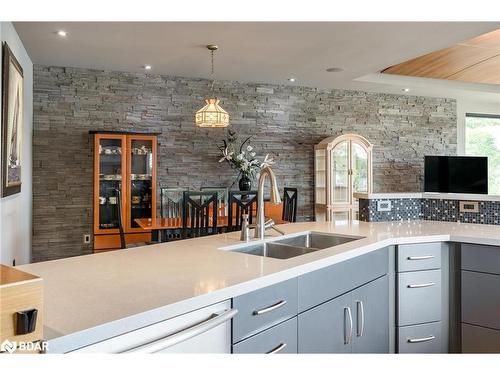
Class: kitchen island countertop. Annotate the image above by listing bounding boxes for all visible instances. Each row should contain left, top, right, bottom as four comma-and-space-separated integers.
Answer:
17, 220, 500, 352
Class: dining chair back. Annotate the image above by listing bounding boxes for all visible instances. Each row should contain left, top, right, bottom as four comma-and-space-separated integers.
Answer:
201, 186, 229, 215
115, 188, 150, 248
227, 190, 258, 232
115, 188, 127, 249
282, 187, 298, 222
182, 191, 219, 238
160, 187, 189, 218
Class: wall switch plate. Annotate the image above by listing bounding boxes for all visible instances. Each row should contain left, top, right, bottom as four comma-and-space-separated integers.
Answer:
459, 201, 479, 213
83, 234, 91, 244
377, 200, 392, 212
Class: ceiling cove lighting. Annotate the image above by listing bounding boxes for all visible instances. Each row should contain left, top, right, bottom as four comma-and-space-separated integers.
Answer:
56, 30, 68, 37
195, 44, 229, 128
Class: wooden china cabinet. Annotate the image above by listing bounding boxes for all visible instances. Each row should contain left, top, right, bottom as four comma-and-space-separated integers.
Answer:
91, 131, 158, 252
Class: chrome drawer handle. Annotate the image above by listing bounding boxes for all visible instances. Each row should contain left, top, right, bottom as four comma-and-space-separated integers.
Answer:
407, 335, 436, 343
267, 342, 287, 354
253, 300, 287, 316
407, 282, 436, 288
407, 255, 435, 260
356, 300, 364, 337
344, 307, 353, 345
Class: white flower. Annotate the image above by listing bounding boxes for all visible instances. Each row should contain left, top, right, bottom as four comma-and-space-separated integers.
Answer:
251, 152, 256, 157
236, 153, 244, 161
219, 148, 234, 163
246, 145, 253, 152
260, 154, 275, 169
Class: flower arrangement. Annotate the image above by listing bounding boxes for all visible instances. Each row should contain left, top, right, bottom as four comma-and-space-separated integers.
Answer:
217, 130, 275, 187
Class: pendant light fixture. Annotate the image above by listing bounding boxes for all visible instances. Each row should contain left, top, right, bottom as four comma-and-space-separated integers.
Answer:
195, 44, 230, 128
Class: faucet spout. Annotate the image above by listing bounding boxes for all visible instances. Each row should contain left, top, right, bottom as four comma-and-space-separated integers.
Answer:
254, 166, 281, 239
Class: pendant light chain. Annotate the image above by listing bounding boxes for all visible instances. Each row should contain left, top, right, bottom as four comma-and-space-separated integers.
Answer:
210, 49, 215, 92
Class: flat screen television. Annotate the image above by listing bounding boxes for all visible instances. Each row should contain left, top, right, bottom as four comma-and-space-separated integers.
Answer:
424, 156, 488, 194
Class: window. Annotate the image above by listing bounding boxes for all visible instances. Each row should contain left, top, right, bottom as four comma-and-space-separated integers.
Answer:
465, 113, 500, 195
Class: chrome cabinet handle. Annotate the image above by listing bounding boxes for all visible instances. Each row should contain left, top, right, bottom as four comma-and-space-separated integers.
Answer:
407, 335, 436, 343
407, 255, 435, 260
266, 342, 287, 354
253, 300, 287, 316
123, 308, 238, 353
356, 301, 364, 337
344, 307, 353, 345
407, 282, 436, 288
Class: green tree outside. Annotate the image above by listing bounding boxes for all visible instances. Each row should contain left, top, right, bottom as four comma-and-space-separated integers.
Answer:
465, 116, 500, 195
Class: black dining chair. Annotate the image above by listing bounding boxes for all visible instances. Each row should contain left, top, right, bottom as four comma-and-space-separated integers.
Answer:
282, 187, 298, 222
227, 190, 258, 232
115, 189, 149, 249
182, 191, 219, 238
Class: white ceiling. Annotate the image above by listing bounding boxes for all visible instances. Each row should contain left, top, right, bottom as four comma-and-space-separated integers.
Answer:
13, 22, 500, 103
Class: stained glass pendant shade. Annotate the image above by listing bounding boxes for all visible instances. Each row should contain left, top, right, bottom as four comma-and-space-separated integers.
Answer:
195, 44, 230, 128
195, 98, 229, 128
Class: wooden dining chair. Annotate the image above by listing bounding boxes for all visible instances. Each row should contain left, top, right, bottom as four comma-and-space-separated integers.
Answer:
227, 191, 258, 232
282, 187, 298, 222
160, 187, 189, 241
182, 191, 219, 238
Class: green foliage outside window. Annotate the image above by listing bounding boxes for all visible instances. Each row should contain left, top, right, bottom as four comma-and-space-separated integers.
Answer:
465, 116, 500, 195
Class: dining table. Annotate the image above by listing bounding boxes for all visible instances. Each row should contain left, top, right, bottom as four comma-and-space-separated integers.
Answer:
135, 202, 287, 242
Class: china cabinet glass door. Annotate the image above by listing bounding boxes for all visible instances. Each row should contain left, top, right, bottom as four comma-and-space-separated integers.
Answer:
127, 136, 156, 232
95, 134, 127, 233
331, 141, 350, 205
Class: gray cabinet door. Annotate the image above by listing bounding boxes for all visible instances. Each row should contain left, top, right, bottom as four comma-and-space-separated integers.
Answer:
352, 275, 389, 353
462, 323, 500, 353
298, 292, 352, 353
462, 271, 500, 330
298, 248, 388, 312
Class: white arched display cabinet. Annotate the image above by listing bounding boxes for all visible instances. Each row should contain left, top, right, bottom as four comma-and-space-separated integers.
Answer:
314, 134, 373, 221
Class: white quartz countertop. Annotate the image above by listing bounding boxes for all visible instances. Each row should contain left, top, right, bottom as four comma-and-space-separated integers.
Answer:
354, 192, 500, 202
17, 220, 500, 352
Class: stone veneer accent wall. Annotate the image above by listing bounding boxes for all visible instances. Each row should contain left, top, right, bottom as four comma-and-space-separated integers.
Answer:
32, 65, 457, 261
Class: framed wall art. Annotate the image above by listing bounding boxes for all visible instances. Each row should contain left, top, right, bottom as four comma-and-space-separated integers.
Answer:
1, 42, 24, 197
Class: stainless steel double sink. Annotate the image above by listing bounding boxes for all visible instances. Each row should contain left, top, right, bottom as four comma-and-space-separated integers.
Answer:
223, 232, 364, 260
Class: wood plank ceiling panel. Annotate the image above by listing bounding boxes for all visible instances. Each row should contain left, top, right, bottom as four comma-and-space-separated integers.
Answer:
447, 54, 500, 84
381, 28, 500, 85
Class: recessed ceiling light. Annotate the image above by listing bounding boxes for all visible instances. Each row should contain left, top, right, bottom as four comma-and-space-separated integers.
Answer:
56, 30, 68, 37
144, 65, 152, 70
326, 67, 344, 73
288, 77, 296, 82
402, 88, 410, 92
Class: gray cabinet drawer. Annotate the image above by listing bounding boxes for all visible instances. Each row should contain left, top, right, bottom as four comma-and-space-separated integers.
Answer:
462, 323, 500, 353
398, 269, 442, 326
462, 244, 500, 275
398, 322, 443, 353
232, 317, 297, 354
462, 270, 500, 330
397, 242, 442, 272
232, 278, 298, 343
298, 248, 388, 312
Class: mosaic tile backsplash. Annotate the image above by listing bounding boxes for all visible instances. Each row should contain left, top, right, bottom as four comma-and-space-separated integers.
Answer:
359, 198, 500, 225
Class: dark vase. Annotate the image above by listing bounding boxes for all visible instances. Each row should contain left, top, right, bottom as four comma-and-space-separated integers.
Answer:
239, 175, 252, 191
